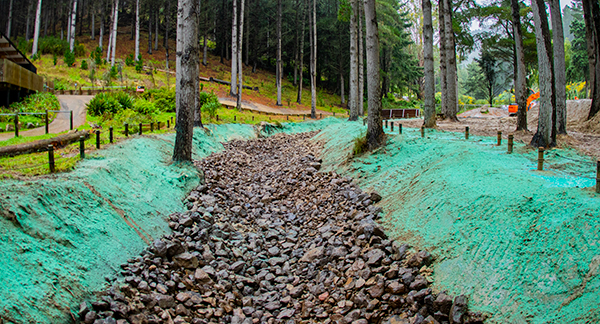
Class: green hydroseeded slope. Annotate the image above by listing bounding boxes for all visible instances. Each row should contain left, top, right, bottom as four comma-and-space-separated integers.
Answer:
312, 121, 600, 323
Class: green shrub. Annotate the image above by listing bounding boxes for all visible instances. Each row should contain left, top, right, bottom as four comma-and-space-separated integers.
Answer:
80, 59, 88, 70
202, 101, 221, 119
54, 79, 68, 91
64, 50, 75, 67
16, 37, 32, 54
86, 93, 123, 116
142, 87, 176, 112
199, 91, 219, 107
30, 53, 40, 61
89, 68, 97, 85
133, 99, 158, 115
53, 54, 58, 66
352, 133, 368, 157
110, 65, 119, 79
125, 54, 135, 66
135, 55, 144, 73
38, 36, 69, 55
91, 47, 103, 65
73, 42, 86, 57
113, 92, 134, 110
8, 92, 60, 113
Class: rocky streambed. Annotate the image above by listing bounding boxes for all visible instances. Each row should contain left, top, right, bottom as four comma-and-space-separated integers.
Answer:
78, 132, 485, 324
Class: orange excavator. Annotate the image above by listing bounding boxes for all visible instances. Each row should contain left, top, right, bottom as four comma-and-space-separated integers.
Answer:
509, 91, 539, 115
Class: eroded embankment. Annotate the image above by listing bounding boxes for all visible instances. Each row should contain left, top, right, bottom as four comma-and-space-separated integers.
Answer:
312, 122, 600, 323
0, 124, 264, 323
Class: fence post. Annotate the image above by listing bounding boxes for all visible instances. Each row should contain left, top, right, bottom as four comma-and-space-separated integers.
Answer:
139, 123, 143, 135
465, 126, 469, 140
399, 123, 402, 134
596, 160, 599, 194
45, 110, 49, 134
150, 122, 154, 132
70, 111, 73, 130
421, 126, 425, 138
252, 116, 255, 122
385, 120, 388, 128
125, 123, 129, 137
48, 145, 55, 173
537, 147, 544, 171
109, 126, 114, 143
96, 130, 101, 149
171, 116, 174, 125
80, 136, 85, 159
497, 131, 502, 146
157, 121, 161, 130
363, 118, 366, 126
167, 120, 170, 128
320, 113, 322, 119
14, 113, 18, 137
303, 114, 306, 121
333, 112, 335, 117
508, 134, 514, 154
216, 115, 219, 122
391, 122, 394, 132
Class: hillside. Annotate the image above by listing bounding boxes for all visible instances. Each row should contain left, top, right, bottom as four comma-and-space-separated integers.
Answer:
33, 31, 347, 115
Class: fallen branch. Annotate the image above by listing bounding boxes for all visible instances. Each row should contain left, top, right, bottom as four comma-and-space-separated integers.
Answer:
0, 131, 91, 157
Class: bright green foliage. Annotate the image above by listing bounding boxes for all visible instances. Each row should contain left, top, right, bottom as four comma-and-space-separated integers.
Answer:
63, 50, 75, 67
566, 19, 588, 84
202, 101, 221, 120
7, 92, 61, 113
110, 65, 119, 79
141, 88, 176, 112
133, 99, 159, 115
125, 54, 135, 66
91, 47, 104, 66
86, 93, 124, 116
135, 55, 144, 73
37, 36, 69, 56
199, 92, 221, 119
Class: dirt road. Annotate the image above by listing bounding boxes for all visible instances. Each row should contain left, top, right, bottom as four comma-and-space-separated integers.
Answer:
0, 95, 92, 141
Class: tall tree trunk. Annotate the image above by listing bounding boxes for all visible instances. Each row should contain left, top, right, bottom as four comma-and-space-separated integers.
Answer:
148, 8, 153, 54
203, 30, 208, 65
166, 0, 171, 69
27, 1, 34, 41
244, 4, 249, 66
135, 0, 140, 60
442, 0, 458, 121
32, 0, 43, 56
69, 0, 78, 52
349, 0, 358, 120
276, 0, 283, 106
422, 0, 436, 128
91, 2, 95, 40
550, 0, 566, 134
106, 0, 115, 60
358, 3, 364, 116
583, 0, 600, 119
155, 8, 159, 51
339, 24, 345, 106
293, 0, 299, 86
297, 0, 307, 104
438, 0, 447, 118
110, 0, 118, 66
231, 0, 238, 96
363, 0, 383, 150
6, 0, 13, 38
173, 0, 200, 161
237, 0, 245, 110
512, 0, 527, 131
310, 0, 317, 118
99, 0, 104, 49
530, 0, 556, 148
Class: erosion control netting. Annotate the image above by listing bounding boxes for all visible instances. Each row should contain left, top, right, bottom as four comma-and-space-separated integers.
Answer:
312, 120, 600, 323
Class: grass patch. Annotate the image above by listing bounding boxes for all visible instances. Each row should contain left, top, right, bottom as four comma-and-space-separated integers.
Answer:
352, 132, 368, 157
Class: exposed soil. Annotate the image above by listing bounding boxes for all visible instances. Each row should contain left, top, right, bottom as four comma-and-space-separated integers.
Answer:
398, 100, 600, 160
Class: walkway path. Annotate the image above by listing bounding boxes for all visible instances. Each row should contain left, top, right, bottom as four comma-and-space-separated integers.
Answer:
0, 95, 92, 141
219, 97, 334, 116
